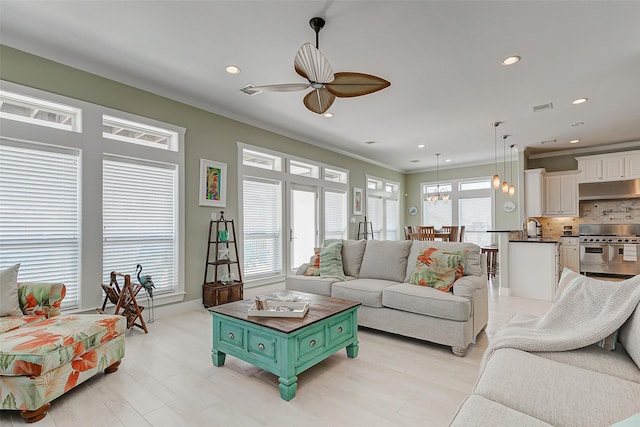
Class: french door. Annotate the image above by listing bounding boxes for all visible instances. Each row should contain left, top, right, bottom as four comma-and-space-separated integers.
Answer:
289, 184, 318, 271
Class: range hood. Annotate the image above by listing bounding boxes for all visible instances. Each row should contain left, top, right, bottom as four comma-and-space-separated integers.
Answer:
579, 179, 640, 200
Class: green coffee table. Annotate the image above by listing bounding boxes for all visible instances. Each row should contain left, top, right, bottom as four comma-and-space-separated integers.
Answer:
208, 291, 360, 401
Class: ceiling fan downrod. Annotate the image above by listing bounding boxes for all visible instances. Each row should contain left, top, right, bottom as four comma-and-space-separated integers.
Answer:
309, 17, 325, 49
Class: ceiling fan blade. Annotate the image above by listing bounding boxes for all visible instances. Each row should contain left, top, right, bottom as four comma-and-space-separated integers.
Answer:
325, 72, 391, 98
303, 88, 335, 114
242, 83, 310, 95
294, 42, 335, 84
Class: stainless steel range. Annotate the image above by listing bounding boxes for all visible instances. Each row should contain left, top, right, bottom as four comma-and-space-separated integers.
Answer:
579, 224, 640, 276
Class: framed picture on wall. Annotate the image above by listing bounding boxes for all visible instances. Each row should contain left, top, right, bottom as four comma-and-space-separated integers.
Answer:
199, 159, 227, 207
353, 187, 363, 215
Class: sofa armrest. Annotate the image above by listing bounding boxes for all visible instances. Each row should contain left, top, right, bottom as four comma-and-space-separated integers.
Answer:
296, 263, 310, 275
17, 282, 66, 318
452, 275, 487, 298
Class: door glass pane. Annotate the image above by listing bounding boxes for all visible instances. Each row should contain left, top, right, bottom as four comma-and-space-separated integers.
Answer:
291, 188, 317, 269
385, 199, 399, 240
367, 197, 383, 239
459, 197, 491, 246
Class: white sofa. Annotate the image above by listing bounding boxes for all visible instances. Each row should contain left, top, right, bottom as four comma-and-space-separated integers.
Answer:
286, 239, 488, 356
450, 306, 640, 426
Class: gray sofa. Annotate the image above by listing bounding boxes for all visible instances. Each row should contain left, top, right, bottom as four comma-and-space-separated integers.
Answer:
450, 306, 640, 426
286, 239, 488, 356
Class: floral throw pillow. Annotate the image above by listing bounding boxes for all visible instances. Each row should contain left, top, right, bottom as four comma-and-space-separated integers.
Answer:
304, 247, 321, 276
409, 248, 466, 292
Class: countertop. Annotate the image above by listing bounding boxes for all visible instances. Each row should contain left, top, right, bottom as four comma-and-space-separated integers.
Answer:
509, 237, 560, 244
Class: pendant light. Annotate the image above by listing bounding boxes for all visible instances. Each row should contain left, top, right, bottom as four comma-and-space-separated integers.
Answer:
509, 144, 516, 197
501, 135, 509, 194
492, 122, 501, 189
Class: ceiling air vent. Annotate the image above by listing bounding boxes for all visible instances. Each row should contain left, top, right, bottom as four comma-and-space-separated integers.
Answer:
410, 160, 420, 163
364, 141, 376, 145
540, 139, 557, 145
532, 102, 553, 112
240, 85, 261, 96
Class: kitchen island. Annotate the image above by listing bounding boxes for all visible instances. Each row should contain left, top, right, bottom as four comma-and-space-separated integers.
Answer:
507, 238, 559, 301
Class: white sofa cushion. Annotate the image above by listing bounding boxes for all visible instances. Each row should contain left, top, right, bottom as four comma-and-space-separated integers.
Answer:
341, 239, 367, 277
475, 348, 640, 427
382, 283, 471, 321
359, 240, 412, 283
286, 275, 340, 297
405, 241, 482, 282
331, 278, 396, 307
619, 303, 640, 369
0, 264, 22, 317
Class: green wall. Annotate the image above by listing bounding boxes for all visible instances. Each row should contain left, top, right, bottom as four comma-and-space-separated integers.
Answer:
0, 45, 404, 304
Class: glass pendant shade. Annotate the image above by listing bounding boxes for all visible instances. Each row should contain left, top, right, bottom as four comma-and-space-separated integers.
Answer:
492, 174, 501, 189
509, 184, 515, 197
502, 181, 509, 194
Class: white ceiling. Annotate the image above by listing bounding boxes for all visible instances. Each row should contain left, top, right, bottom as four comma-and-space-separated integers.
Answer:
1, 1, 639, 172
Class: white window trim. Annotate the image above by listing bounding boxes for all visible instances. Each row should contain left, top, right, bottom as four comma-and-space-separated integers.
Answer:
0, 80, 186, 311
365, 174, 400, 240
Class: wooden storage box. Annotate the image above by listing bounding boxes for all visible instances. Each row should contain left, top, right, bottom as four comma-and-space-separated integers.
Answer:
203, 281, 243, 307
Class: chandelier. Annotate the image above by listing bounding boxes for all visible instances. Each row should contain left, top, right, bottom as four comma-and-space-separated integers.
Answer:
425, 153, 449, 203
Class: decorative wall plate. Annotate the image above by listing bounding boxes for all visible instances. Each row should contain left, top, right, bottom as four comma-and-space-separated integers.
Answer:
408, 206, 418, 216
503, 201, 516, 212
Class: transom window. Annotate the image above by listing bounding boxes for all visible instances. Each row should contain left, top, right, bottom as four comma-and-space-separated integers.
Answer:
242, 148, 282, 171
0, 90, 81, 132
102, 115, 178, 151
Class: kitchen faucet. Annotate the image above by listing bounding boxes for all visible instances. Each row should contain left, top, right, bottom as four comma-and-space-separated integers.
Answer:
522, 217, 542, 239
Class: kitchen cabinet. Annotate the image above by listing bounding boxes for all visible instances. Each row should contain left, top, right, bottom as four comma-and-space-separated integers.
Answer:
577, 150, 640, 183
543, 171, 578, 217
559, 236, 579, 273
524, 168, 545, 217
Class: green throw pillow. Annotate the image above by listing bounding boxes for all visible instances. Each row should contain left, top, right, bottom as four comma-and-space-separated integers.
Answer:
409, 248, 466, 292
319, 239, 346, 281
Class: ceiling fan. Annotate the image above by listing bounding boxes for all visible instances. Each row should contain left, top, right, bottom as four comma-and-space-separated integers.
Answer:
241, 17, 391, 114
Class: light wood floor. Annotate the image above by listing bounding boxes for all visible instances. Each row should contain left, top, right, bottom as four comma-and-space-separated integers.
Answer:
1, 281, 552, 427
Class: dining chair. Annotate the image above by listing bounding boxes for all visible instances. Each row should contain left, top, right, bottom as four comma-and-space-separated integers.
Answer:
415, 226, 435, 241
458, 225, 465, 242
441, 226, 458, 242
404, 225, 415, 240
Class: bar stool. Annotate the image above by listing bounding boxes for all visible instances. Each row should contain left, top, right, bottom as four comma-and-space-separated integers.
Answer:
481, 246, 499, 278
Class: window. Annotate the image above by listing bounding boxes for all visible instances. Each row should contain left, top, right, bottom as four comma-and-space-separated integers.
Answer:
324, 190, 347, 240
102, 115, 178, 151
422, 177, 493, 245
0, 90, 81, 132
0, 81, 185, 311
0, 142, 80, 309
103, 158, 177, 295
366, 175, 399, 240
243, 177, 282, 278
239, 143, 348, 282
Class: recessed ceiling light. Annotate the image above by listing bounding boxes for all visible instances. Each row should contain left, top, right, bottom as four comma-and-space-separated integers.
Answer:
572, 98, 588, 105
571, 122, 585, 127
324, 112, 333, 118
417, 144, 425, 148
225, 65, 241, 74
502, 56, 521, 66
445, 159, 452, 162
570, 139, 580, 144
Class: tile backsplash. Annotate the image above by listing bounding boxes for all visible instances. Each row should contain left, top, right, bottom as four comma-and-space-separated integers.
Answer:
535, 199, 640, 238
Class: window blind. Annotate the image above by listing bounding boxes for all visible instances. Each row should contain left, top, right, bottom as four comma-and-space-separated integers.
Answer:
243, 177, 282, 278
0, 143, 80, 309
324, 190, 347, 240
385, 199, 399, 240
102, 158, 177, 295
367, 196, 383, 239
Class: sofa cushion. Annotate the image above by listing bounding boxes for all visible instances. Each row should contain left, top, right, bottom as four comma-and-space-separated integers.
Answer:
0, 315, 45, 334
619, 302, 640, 369
382, 283, 471, 321
408, 247, 466, 292
475, 348, 640, 427
331, 278, 397, 307
405, 241, 482, 282
1, 263, 22, 316
359, 240, 412, 283
286, 275, 346, 297
450, 395, 553, 427
533, 344, 640, 384
341, 239, 367, 277
0, 314, 126, 376
319, 239, 346, 280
